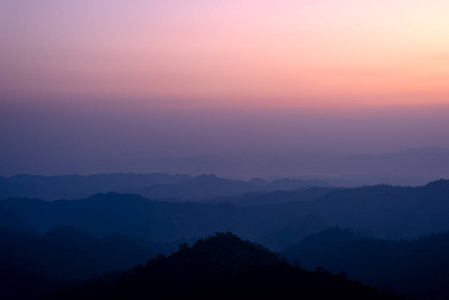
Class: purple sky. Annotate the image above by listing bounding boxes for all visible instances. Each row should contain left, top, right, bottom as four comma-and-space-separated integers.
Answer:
1, 1, 449, 180
2, 99, 449, 178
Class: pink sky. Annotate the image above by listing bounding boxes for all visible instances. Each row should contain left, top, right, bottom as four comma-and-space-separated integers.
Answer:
1, 0, 449, 108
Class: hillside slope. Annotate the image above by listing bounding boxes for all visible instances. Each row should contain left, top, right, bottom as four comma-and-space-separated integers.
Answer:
283, 227, 449, 300
56, 233, 406, 300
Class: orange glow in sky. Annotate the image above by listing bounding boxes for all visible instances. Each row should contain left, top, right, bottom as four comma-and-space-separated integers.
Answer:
1, 0, 448, 108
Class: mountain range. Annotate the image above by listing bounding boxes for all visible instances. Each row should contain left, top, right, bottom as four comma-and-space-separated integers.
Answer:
54, 233, 405, 300
2, 179, 449, 299
2, 179, 449, 248
0, 173, 330, 201
283, 227, 449, 300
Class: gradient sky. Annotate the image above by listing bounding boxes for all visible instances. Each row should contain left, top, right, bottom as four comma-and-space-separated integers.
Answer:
1, 0, 449, 108
1, 1, 449, 178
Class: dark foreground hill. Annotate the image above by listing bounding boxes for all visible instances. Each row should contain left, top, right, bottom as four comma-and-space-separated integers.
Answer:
55, 233, 405, 300
283, 227, 449, 300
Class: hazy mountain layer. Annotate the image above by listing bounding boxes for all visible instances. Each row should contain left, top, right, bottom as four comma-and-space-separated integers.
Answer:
1, 180, 449, 249
0, 173, 330, 201
283, 227, 449, 300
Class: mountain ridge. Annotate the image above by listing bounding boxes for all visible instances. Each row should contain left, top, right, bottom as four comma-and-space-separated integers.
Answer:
0, 172, 330, 201
55, 233, 406, 300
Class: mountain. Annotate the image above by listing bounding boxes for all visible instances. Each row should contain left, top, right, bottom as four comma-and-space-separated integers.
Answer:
120, 175, 331, 201
130, 174, 261, 201
0, 173, 330, 202
1, 180, 449, 249
301, 179, 449, 239
2, 181, 449, 299
204, 187, 337, 206
0, 173, 191, 201
55, 233, 405, 300
0, 226, 163, 300
266, 178, 331, 191
283, 227, 449, 300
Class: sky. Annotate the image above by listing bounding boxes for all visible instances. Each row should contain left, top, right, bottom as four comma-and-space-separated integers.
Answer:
2, 0, 449, 107
1, 0, 449, 178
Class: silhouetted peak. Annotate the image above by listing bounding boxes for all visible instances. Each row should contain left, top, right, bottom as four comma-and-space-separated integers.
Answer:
58, 232, 406, 300
249, 177, 268, 186
423, 178, 449, 190
171, 232, 281, 269
193, 174, 219, 181
191, 232, 266, 253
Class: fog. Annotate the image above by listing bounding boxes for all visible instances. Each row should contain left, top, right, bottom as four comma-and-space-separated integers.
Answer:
2, 99, 449, 184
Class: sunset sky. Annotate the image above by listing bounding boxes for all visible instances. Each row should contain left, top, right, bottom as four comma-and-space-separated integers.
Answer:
1, 1, 449, 177
1, 0, 449, 108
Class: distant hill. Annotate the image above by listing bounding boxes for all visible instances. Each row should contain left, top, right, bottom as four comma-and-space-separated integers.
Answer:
204, 187, 337, 206
117, 175, 330, 201
130, 174, 260, 201
0, 193, 267, 242
0, 173, 191, 201
301, 179, 449, 239
1, 180, 449, 248
0, 173, 330, 201
266, 178, 331, 191
283, 227, 449, 300
56, 233, 405, 300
